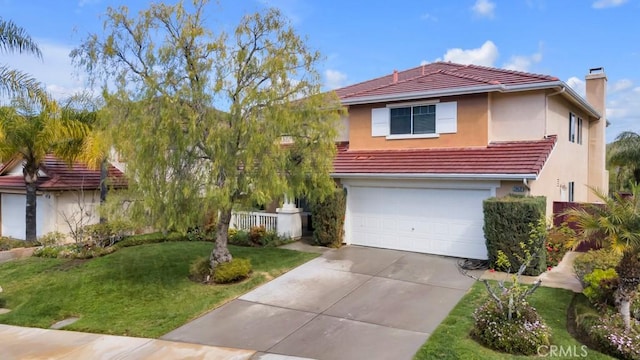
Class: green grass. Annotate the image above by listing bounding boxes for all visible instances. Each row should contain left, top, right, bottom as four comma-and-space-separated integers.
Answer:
414, 282, 615, 360
0, 242, 317, 338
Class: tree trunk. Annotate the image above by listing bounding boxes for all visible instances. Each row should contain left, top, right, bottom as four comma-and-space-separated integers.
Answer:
210, 207, 233, 269
634, 168, 640, 184
617, 288, 633, 333
99, 158, 108, 223
25, 180, 37, 242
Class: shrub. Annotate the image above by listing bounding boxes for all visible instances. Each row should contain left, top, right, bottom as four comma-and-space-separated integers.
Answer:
186, 227, 214, 242
213, 258, 252, 284
0, 237, 38, 251
249, 226, 267, 246
472, 296, 550, 355
189, 257, 212, 283
483, 196, 547, 276
84, 221, 131, 247
310, 189, 346, 247
32, 245, 66, 258
583, 268, 618, 306
588, 311, 640, 360
545, 225, 574, 267
116, 232, 187, 248
574, 249, 622, 287
228, 230, 251, 247
37, 232, 67, 246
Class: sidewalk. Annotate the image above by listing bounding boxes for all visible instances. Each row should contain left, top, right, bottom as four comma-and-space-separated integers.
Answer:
0, 324, 256, 360
480, 251, 583, 293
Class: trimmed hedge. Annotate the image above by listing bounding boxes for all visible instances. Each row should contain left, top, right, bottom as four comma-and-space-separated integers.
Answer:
483, 196, 546, 276
310, 189, 346, 247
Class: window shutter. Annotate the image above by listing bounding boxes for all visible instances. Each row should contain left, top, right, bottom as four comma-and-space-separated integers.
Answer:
371, 108, 389, 137
435, 101, 457, 134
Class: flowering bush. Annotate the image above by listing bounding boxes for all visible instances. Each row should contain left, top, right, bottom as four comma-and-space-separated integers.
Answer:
545, 225, 574, 267
588, 312, 640, 360
472, 296, 550, 355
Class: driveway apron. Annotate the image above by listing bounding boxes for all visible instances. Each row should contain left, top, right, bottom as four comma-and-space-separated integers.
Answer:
161, 246, 475, 360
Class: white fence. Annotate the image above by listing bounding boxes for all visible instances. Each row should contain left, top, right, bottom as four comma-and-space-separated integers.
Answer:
230, 211, 278, 233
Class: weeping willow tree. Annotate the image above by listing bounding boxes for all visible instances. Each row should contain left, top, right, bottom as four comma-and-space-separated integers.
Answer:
72, 0, 343, 267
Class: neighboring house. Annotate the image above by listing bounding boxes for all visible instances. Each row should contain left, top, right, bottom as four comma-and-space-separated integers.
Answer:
331, 62, 608, 260
0, 155, 126, 240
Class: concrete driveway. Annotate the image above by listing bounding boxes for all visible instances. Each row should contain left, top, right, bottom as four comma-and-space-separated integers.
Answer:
162, 245, 475, 360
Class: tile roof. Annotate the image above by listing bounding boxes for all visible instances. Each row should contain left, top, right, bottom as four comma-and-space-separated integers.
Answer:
335, 62, 559, 101
333, 136, 556, 177
0, 155, 126, 191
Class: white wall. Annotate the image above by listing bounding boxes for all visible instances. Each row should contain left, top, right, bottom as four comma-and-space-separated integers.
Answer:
1, 193, 52, 239
0, 190, 101, 240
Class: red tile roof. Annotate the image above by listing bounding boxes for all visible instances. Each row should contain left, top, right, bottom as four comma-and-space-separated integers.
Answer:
335, 62, 559, 101
0, 155, 126, 191
333, 136, 556, 177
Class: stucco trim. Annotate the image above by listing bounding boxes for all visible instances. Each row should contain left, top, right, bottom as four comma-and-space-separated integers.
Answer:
331, 173, 537, 181
341, 81, 601, 119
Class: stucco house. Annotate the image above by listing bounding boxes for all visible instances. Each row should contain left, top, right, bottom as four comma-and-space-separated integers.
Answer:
330, 62, 608, 260
0, 155, 126, 240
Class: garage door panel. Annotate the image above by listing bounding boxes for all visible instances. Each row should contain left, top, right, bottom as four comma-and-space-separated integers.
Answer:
348, 186, 489, 260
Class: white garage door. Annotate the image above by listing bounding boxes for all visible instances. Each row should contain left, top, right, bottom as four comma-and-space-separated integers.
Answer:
348, 186, 489, 259
2, 194, 46, 239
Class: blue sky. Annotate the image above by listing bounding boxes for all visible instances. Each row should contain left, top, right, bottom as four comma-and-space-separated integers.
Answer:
2, 0, 639, 142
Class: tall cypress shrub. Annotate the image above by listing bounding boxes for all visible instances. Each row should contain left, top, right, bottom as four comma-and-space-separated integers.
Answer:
483, 196, 547, 276
310, 188, 346, 247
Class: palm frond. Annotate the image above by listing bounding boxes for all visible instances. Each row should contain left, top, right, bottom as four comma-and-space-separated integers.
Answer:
0, 66, 48, 104
0, 19, 42, 57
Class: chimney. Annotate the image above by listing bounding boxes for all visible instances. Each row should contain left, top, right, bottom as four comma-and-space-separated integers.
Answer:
585, 67, 608, 199
393, 70, 398, 83
586, 67, 606, 115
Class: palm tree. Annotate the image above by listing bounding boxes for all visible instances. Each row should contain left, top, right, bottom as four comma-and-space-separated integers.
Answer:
609, 131, 640, 190
0, 19, 46, 103
565, 184, 640, 332
0, 98, 89, 241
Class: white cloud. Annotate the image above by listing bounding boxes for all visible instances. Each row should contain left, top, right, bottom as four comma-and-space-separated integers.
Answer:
606, 86, 640, 141
325, 69, 347, 90
611, 78, 633, 93
566, 76, 586, 97
77, 0, 101, 7
592, 0, 628, 9
435, 40, 499, 67
503, 45, 543, 72
503, 53, 542, 72
2, 39, 92, 103
420, 13, 438, 21
566, 75, 640, 142
471, 0, 496, 18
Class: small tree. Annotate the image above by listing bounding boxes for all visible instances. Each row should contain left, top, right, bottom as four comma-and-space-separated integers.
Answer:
565, 184, 640, 332
73, 1, 344, 268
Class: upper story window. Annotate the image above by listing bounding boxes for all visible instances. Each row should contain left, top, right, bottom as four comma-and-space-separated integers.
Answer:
371, 101, 457, 139
569, 112, 583, 144
390, 105, 436, 135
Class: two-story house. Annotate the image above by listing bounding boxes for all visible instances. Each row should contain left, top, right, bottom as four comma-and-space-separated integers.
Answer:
331, 62, 607, 260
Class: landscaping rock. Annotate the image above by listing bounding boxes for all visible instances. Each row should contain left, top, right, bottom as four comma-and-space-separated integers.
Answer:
0, 308, 11, 315
50, 317, 80, 330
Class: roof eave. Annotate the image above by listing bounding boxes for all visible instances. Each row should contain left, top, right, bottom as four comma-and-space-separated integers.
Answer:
331, 173, 538, 181
340, 81, 601, 119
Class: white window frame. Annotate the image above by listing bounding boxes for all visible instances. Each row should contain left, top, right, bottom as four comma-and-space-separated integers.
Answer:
373, 100, 456, 140
387, 104, 438, 139
569, 112, 583, 144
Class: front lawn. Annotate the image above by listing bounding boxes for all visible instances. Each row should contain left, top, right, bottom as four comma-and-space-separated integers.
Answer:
0, 242, 317, 338
415, 282, 614, 359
